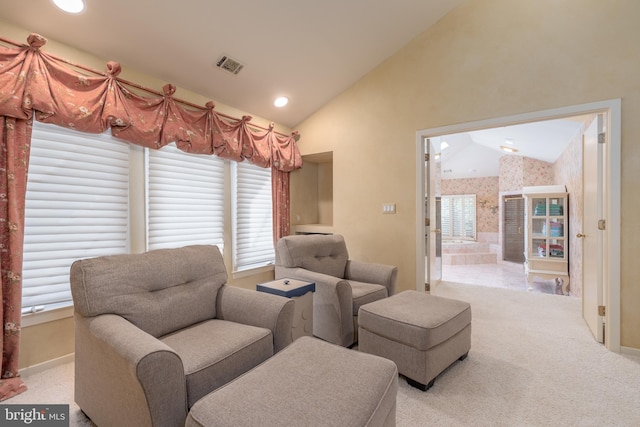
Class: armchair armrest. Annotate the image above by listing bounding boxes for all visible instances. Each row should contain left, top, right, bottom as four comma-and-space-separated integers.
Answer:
216, 285, 295, 353
75, 314, 187, 427
345, 260, 398, 296
275, 266, 354, 347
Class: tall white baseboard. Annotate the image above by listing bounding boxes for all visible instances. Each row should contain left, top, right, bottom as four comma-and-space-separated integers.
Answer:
19, 353, 75, 377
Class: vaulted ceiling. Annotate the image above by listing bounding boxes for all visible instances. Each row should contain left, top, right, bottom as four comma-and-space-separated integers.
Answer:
1, 0, 584, 172
0, 0, 466, 128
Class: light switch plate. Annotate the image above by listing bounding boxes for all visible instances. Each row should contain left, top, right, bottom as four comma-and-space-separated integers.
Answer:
383, 203, 396, 214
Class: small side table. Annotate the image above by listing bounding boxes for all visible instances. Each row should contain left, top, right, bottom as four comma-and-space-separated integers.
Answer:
257, 278, 315, 341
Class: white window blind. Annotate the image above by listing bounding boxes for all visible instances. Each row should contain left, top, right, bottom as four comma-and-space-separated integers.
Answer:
22, 121, 130, 313
232, 161, 274, 271
441, 194, 476, 240
147, 144, 224, 251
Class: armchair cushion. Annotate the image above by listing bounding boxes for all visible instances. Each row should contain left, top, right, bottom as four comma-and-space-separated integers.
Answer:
350, 281, 389, 314
160, 319, 273, 407
70, 245, 227, 337
346, 260, 398, 296
276, 233, 348, 278
216, 285, 295, 353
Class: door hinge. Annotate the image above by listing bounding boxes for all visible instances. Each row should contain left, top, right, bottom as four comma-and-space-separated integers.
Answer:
598, 305, 606, 316
598, 219, 606, 231
598, 132, 606, 144
425, 153, 429, 162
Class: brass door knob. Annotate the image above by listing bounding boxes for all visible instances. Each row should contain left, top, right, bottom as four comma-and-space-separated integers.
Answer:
576, 233, 586, 238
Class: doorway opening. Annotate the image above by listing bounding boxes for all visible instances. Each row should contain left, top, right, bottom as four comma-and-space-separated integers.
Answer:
416, 100, 621, 352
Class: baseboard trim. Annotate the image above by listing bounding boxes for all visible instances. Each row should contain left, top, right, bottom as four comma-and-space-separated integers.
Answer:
620, 346, 640, 358
19, 353, 75, 377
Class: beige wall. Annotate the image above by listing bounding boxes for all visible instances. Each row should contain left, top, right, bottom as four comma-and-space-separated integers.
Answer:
294, 0, 640, 349
290, 159, 334, 227
290, 162, 321, 226
0, 20, 288, 369
317, 162, 334, 225
19, 316, 74, 369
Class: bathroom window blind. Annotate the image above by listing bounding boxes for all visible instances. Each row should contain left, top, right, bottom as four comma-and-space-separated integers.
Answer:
232, 161, 274, 271
147, 144, 225, 251
22, 121, 130, 313
441, 194, 476, 240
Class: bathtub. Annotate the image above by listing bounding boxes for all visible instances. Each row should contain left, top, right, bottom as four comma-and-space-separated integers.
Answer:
442, 240, 497, 264
443, 239, 475, 245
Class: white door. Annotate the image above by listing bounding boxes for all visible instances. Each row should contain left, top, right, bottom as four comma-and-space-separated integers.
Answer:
582, 114, 604, 343
425, 137, 442, 291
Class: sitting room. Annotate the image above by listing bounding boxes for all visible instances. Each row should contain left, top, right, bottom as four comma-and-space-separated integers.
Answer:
1, 0, 640, 426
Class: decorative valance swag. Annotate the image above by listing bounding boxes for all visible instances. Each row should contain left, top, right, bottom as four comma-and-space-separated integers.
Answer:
0, 33, 303, 171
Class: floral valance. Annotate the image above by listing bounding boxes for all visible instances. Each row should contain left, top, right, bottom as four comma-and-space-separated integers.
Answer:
0, 34, 302, 171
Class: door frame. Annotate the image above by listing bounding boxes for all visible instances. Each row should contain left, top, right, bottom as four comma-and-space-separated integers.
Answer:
415, 99, 621, 352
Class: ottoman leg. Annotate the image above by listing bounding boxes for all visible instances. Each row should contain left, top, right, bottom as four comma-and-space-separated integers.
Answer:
406, 377, 435, 392
406, 351, 470, 392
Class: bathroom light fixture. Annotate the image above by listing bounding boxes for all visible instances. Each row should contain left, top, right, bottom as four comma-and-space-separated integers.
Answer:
500, 145, 519, 153
274, 96, 289, 107
51, 0, 85, 13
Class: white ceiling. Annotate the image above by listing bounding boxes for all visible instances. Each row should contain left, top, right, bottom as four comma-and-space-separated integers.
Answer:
0, 0, 466, 129
434, 117, 588, 180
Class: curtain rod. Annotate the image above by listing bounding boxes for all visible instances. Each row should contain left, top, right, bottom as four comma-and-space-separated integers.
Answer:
0, 35, 295, 139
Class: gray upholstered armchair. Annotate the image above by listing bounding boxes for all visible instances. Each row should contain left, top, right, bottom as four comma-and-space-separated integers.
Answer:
275, 234, 397, 347
70, 245, 294, 427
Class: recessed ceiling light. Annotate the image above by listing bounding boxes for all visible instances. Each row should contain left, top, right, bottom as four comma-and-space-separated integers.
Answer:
274, 97, 289, 108
441, 141, 449, 150
51, 0, 85, 14
500, 145, 519, 153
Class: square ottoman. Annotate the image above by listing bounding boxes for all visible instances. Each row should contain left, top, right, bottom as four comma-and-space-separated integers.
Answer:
358, 290, 471, 391
186, 336, 398, 427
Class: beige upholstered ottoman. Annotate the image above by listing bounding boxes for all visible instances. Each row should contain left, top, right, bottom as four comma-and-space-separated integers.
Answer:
358, 290, 471, 391
186, 336, 398, 427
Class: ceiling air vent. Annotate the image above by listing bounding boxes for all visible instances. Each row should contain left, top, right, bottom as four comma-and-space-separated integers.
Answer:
216, 55, 244, 75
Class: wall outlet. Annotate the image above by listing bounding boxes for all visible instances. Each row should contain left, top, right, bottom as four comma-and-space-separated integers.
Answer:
382, 203, 396, 214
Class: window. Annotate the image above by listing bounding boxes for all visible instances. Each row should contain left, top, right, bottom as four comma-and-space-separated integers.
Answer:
232, 161, 274, 272
441, 194, 476, 240
22, 123, 275, 315
22, 121, 130, 313
147, 144, 225, 251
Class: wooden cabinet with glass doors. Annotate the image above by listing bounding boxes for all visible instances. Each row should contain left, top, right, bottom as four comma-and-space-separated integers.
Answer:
523, 185, 569, 295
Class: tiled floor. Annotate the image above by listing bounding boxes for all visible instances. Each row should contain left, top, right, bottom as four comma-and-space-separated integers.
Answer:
440, 261, 566, 295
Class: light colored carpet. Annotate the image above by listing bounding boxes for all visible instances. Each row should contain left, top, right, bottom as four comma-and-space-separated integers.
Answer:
10, 281, 640, 426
